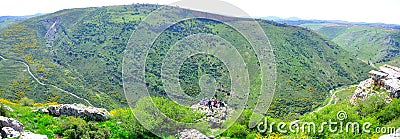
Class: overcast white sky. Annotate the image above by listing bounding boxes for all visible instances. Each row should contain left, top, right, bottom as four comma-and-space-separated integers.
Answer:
0, 0, 399, 24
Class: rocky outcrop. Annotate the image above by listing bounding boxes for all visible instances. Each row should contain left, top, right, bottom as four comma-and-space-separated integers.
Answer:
190, 103, 231, 128
178, 129, 209, 139
350, 64, 400, 105
350, 79, 375, 104
47, 104, 110, 121
0, 116, 23, 132
350, 78, 392, 105
370, 65, 400, 94
378, 128, 400, 139
177, 100, 231, 138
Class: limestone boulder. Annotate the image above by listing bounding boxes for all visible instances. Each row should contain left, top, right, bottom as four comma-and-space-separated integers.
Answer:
0, 116, 23, 132
47, 104, 110, 121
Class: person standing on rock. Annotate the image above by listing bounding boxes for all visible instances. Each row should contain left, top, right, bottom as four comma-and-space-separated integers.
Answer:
212, 95, 218, 107
207, 100, 213, 112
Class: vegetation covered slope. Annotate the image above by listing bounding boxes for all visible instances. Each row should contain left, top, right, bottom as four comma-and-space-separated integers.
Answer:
2, 86, 399, 139
0, 4, 372, 117
260, 21, 371, 116
300, 23, 400, 66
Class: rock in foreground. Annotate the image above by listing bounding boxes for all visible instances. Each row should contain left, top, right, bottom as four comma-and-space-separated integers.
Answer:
1, 127, 20, 138
0, 116, 48, 139
19, 132, 48, 139
0, 116, 23, 132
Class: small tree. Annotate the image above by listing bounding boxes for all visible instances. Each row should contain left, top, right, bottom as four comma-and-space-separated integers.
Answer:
20, 97, 34, 106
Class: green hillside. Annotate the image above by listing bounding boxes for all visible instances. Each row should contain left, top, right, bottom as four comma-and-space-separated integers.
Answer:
0, 4, 372, 118
301, 23, 400, 66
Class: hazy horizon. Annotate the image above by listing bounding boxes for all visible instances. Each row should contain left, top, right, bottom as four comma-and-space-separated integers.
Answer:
0, 0, 399, 25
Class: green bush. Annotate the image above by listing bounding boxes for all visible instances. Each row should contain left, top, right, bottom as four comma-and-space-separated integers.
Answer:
223, 122, 249, 137
131, 96, 209, 137
20, 97, 34, 106
378, 98, 400, 124
357, 93, 387, 117
102, 108, 159, 139
59, 116, 111, 139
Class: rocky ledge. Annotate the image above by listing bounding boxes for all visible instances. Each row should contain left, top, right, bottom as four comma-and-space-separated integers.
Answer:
47, 104, 110, 121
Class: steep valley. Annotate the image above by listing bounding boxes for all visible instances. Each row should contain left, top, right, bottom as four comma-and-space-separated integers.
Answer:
0, 4, 372, 118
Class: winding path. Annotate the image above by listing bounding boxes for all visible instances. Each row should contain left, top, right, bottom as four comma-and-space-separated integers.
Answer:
357, 58, 378, 69
0, 54, 93, 106
0, 55, 6, 60
314, 85, 357, 113
15, 61, 46, 86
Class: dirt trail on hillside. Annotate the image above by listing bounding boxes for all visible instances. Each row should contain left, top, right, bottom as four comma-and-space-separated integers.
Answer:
0, 54, 93, 106
314, 85, 357, 113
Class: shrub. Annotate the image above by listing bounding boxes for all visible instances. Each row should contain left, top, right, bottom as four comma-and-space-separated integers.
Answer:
378, 98, 400, 124
102, 108, 160, 139
0, 104, 9, 117
223, 122, 249, 137
60, 116, 111, 139
20, 97, 34, 106
357, 93, 387, 117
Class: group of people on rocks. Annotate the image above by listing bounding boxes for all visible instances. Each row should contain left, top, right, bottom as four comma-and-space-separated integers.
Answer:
199, 95, 225, 112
